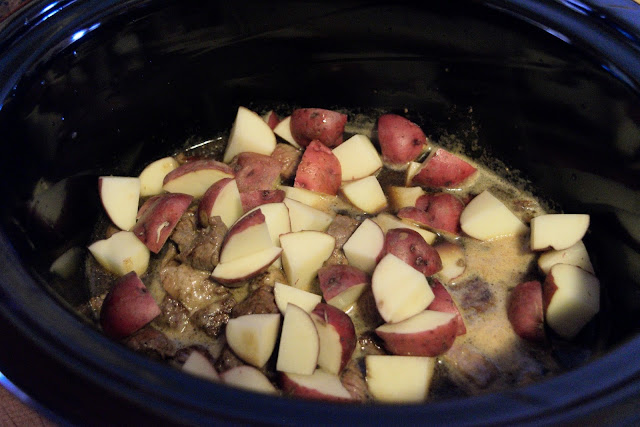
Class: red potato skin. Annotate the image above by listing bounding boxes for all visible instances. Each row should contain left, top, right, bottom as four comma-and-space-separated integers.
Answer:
162, 159, 234, 186
411, 149, 477, 188
271, 143, 302, 180
198, 177, 235, 226
100, 271, 161, 339
427, 279, 466, 335
220, 209, 265, 252
233, 152, 282, 193
294, 140, 342, 195
265, 111, 281, 130
318, 264, 369, 304
377, 114, 427, 165
376, 316, 458, 357
240, 189, 285, 212
132, 193, 194, 253
279, 372, 353, 403
290, 108, 348, 148
413, 192, 464, 234
311, 303, 357, 374
509, 280, 546, 343
379, 228, 442, 276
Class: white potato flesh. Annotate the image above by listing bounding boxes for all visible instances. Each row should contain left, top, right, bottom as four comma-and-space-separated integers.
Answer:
138, 156, 178, 197
283, 198, 333, 232
223, 106, 277, 163
373, 213, 437, 245
459, 190, 528, 240
530, 214, 590, 251
342, 218, 385, 274
99, 176, 141, 231
545, 263, 600, 339
538, 240, 594, 274
274, 281, 322, 314
340, 176, 388, 214
182, 351, 220, 382
365, 355, 435, 403
372, 253, 434, 323
280, 231, 335, 292
276, 304, 320, 375
226, 313, 281, 368
332, 134, 383, 181
88, 231, 150, 276
273, 116, 301, 148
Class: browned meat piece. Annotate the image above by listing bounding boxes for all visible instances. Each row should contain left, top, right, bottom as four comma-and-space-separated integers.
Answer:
178, 217, 227, 271
442, 342, 499, 389
231, 285, 278, 318
353, 287, 384, 329
271, 143, 302, 180
123, 325, 176, 360
358, 331, 387, 356
170, 208, 198, 252
247, 268, 287, 292
157, 242, 178, 268
341, 359, 370, 402
326, 215, 359, 250
161, 263, 232, 313
233, 152, 282, 193
214, 345, 245, 373
87, 293, 107, 321
191, 294, 236, 338
155, 295, 190, 331
323, 250, 349, 267
458, 277, 495, 313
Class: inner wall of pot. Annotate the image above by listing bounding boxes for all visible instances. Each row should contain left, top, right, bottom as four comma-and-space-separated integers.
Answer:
1, 0, 639, 352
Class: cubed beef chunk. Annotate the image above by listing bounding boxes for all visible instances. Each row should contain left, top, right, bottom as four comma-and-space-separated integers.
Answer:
232, 285, 278, 318
191, 294, 236, 338
170, 208, 198, 252
271, 143, 302, 180
124, 325, 176, 360
341, 359, 370, 402
161, 263, 232, 313
326, 215, 359, 250
177, 216, 227, 271
214, 345, 245, 373
156, 295, 190, 331
441, 342, 499, 389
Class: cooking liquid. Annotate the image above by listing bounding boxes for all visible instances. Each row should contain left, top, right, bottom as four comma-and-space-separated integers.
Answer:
87, 108, 584, 400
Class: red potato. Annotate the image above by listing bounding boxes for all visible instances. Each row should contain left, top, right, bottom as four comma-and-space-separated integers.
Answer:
219, 209, 271, 263
375, 310, 457, 357
233, 152, 282, 193
263, 110, 281, 130
100, 271, 161, 339
271, 143, 302, 180
318, 264, 369, 310
240, 189, 285, 212
413, 193, 465, 234
311, 303, 357, 375
427, 279, 466, 336
294, 140, 342, 195
290, 108, 348, 148
132, 193, 193, 253
380, 228, 442, 276
162, 159, 234, 197
280, 370, 353, 402
411, 148, 477, 188
377, 114, 427, 165
197, 178, 243, 228
508, 280, 545, 342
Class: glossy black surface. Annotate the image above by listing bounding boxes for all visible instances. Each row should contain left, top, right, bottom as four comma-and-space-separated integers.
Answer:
0, 0, 639, 424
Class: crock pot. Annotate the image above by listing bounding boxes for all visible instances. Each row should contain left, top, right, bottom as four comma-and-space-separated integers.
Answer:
1, 0, 640, 424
